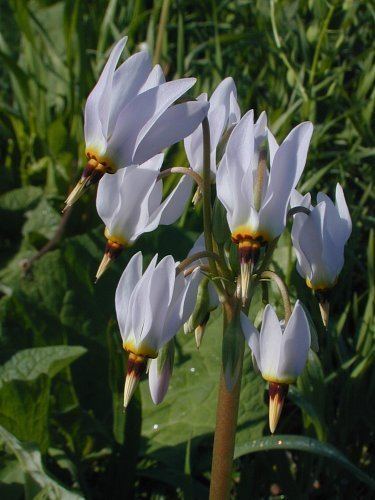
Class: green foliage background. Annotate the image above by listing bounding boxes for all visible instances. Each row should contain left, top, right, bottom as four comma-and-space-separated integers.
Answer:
0, 0, 374, 498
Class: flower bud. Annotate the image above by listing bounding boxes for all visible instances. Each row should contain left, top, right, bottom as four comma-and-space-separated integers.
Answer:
148, 340, 175, 405
183, 277, 218, 349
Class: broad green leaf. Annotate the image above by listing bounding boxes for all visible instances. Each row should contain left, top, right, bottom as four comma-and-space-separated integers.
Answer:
0, 375, 50, 451
234, 434, 375, 490
0, 345, 86, 386
0, 425, 83, 499
0, 186, 42, 213
140, 311, 267, 465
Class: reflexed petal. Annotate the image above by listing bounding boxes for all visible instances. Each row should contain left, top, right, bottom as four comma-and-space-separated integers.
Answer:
84, 37, 127, 150
254, 111, 267, 159
240, 312, 260, 367
209, 77, 238, 149
162, 269, 201, 345
107, 51, 152, 136
134, 100, 209, 164
106, 78, 197, 168
259, 305, 283, 378
107, 166, 159, 241
141, 255, 176, 345
259, 122, 313, 240
127, 254, 158, 343
290, 190, 311, 209
183, 94, 208, 173
115, 251, 143, 341
96, 172, 122, 226
144, 175, 193, 232
291, 211, 312, 280
267, 127, 278, 166
277, 301, 311, 379
299, 202, 340, 287
335, 183, 352, 243
226, 109, 254, 176
228, 90, 241, 125
140, 64, 166, 92
140, 153, 164, 172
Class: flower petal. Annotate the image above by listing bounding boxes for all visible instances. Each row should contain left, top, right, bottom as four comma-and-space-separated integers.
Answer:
134, 100, 209, 164
139, 64, 166, 92
277, 300, 311, 380
84, 37, 127, 152
115, 251, 143, 342
106, 78, 197, 168
141, 255, 176, 347
259, 121, 313, 240
240, 312, 260, 368
259, 305, 283, 378
107, 50, 152, 136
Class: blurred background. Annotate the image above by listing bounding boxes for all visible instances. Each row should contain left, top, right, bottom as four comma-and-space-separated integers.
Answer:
0, 0, 374, 498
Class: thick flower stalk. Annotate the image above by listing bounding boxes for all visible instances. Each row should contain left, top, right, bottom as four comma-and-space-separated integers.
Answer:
95, 153, 192, 280
64, 37, 209, 209
216, 110, 313, 303
115, 252, 200, 407
290, 185, 352, 326
242, 301, 311, 433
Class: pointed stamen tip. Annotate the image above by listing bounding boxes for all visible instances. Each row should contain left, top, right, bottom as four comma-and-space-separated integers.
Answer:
319, 301, 330, 329
95, 253, 112, 282
268, 382, 289, 434
123, 353, 148, 407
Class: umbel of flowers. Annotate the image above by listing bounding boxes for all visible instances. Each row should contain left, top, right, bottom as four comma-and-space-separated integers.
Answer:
65, 38, 352, 497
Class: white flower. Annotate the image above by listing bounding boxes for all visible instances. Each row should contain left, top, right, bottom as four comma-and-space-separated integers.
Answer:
290, 184, 352, 291
115, 252, 200, 406
184, 77, 241, 179
65, 37, 209, 208
242, 301, 311, 433
95, 154, 192, 279
216, 109, 313, 301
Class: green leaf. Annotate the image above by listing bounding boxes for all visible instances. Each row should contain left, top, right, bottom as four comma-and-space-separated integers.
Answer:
140, 311, 267, 466
0, 345, 86, 386
234, 434, 375, 490
0, 425, 83, 499
0, 375, 50, 452
0, 186, 42, 213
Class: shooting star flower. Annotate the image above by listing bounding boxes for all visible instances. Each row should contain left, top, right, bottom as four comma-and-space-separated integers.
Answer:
95, 153, 192, 280
242, 301, 311, 433
64, 37, 209, 209
184, 77, 240, 202
216, 110, 313, 303
290, 185, 351, 326
115, 252, 200, 407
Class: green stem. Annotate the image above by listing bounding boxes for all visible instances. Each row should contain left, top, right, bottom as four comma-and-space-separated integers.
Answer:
309, 2, 336, 87
176, 250, 224, 276
260, 270, 292, 322
157, 166, 203, 190
153, 0, 170, 65
270, 0, 308, 102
